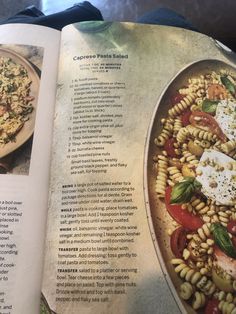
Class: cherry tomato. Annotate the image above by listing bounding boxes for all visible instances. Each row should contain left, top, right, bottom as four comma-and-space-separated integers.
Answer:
204, 298, 220, 314
164, 138, 177, 158
208, 83, 227, 100
170, 227, 187, 258
232, 236, 236, 248
214, 245, 236, 279
189, 111, 227, 142
180, 110, 192, 126
165, 186, 203, 231
227, 220, 236, 236
170, 92, 185, 106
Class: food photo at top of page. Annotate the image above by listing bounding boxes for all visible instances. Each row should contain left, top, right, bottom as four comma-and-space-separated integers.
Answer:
0, 44, 43, 175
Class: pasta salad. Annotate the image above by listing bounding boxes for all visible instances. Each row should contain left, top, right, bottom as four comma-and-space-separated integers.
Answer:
0, 56, 34, 145
153, 69, 236, 313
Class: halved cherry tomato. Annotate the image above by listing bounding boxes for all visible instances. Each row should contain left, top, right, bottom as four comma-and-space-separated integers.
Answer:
170, 92, 185, 106
165, 186, 203, 231
164, 138, 177, 158
214, 245, 236, 279
227, 220, 236, 236
208, 83, 227, 100
232, 236, 236, 248
204, 298, 220, 314
180, 110, 192, 126
189, 111, 227, 142
170, 227, 187, 258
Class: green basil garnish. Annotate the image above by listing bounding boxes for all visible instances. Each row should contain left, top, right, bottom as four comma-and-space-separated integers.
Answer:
202, 98, 218, 114
221, 75, 236, 95
211, 223, 236, 258
170, 177, 202, 204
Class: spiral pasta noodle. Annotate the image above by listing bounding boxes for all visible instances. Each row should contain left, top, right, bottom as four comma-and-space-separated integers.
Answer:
219, 301, 236, 314
171, 259, 202, 284
180, 150, 199, 166
192, 291, 206, 310
168, 93, 196, 118
179, 282, 194, 300
167, 166, 184, 184
215, 291, 236, 304
155, 154, 168, 197
190, 196, 210, 215
197, 223, 211, 241
171, 259, 216, 296
173, 117, 183, 135
186, 125, 218, 142
176, 127, 190, 143
154, 118, 174, 147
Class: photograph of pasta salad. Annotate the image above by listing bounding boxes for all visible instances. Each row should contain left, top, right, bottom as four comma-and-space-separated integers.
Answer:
153, 66, 236, 313
0, 55, 34, 146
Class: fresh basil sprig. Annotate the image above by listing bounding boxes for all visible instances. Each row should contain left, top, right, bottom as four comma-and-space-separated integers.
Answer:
202, 98, 218, 114
211, 223, 236, 259
221, 75, 236, 95
170, 177, 202, 204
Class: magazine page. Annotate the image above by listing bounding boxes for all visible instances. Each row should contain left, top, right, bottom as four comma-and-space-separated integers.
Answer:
0, 24, 60, 314
42, 21, 236, 314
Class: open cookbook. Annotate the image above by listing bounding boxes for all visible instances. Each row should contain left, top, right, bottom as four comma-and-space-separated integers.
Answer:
0, 21, 235, 314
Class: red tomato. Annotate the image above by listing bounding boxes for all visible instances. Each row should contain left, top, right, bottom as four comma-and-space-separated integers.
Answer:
204, 299, 220, 314
232, 236, 236, 248
208, 84, 227, 100
170, 227, 187, 258
164, 138, 177, 158
170, 92, 185, 106
214, 245, 236, 279
180, 110, 192, 126
227, 221, 236, 236
165, 186, 203, 231
189, 111, 227, 142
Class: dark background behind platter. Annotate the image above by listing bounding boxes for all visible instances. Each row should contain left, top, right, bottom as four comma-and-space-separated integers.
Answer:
0, 0, 236, 51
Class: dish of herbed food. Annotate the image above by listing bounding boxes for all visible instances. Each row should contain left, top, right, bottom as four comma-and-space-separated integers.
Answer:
0, 48, 39, 158
146, 60, 236, 314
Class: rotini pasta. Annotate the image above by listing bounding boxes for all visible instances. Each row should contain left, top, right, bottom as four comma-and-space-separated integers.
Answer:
186, 125, 218, 142
155, 154, 168, 197
154, 118, 174, 146
168, 93, 196, 118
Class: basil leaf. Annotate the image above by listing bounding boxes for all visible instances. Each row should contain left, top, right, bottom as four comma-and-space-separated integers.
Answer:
170, 177, 200, 204
193, 179, 202, 190
202, 98, 218, 114
211, 223, 236, 258
221, 76, 236, 95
